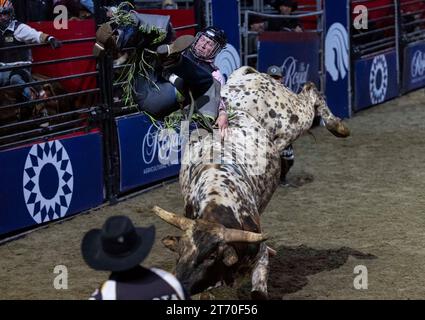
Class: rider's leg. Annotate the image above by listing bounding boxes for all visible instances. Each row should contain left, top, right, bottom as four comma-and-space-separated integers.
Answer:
162, 54, 214, 99
157, 35, 213, 99
0, 71, 10, 87
134, 76, 180, 118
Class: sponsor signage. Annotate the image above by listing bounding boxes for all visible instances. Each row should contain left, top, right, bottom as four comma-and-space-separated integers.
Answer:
116, 114, 186, 192
402, 42, 425, 92
258, 32, 320, 93
0, 132, 104, 235
354, 50, 399, 110
324, 0, 351, 118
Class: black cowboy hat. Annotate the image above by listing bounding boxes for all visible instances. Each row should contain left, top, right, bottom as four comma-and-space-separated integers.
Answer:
81, 216, 155, 272
272, 0, 298, 12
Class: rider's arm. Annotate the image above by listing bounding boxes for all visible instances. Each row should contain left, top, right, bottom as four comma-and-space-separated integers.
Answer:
218, 100, 227, 115
14, 23, 46, 44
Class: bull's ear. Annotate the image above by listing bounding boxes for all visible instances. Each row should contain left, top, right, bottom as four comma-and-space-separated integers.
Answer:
223, 246, 238, 266
162, 236, 180, 252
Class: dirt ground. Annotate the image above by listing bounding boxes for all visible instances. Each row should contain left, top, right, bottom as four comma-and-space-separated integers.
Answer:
1, 90, 425, 300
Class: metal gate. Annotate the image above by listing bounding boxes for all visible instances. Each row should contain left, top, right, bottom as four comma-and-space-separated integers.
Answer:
240, 0, 325, 93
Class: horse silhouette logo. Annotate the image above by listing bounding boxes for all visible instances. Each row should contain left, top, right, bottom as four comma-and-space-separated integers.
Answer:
214, 44, 241, 82
325, 22, 349, 82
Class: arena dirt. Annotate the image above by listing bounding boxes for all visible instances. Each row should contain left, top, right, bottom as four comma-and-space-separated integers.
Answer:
1, 90, 424, 300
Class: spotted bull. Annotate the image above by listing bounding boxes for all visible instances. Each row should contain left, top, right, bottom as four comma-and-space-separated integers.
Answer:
153, 66, 350, 299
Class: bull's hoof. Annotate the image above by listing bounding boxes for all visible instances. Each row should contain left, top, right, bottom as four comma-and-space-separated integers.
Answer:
251, 290, 268, 300
327, 122, 350, 138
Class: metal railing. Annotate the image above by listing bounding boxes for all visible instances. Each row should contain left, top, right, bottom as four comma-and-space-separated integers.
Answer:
134, 0, 194, 9
400, 0, 425, 43
351, 0, 398, 58
241, 2, 325, 90
0, 37, 103, 151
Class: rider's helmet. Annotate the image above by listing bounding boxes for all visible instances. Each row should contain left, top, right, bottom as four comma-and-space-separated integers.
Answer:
0, 0, 14, 30
190, 26, 227, 61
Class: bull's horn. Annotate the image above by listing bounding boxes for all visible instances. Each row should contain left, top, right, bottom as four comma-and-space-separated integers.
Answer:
223, 228, 267, 243
152, 206, 195, 231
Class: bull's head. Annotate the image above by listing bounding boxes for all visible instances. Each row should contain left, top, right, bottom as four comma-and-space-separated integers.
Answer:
153, 206, 266, 295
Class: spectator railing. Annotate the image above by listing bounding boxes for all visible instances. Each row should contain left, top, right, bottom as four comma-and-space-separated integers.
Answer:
241, 10, 323, 65
241, 6, 324, 93
0, 37, 102, 151
400, 0, 425, 44
350, 0, 398, 59
134, 0, 194, 8
0, 31, 110, 238
0, 4, 202, 238
348, 0, 402, 112
398, 0, 425, 93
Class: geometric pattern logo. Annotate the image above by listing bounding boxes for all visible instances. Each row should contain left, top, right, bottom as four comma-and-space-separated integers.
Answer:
369, 54, 388, 105
23, 140, 73, 224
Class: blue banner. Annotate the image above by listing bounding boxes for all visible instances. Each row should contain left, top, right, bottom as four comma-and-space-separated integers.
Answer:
324, 0, 350, 118
402, 41, 425, 93
0, 132, 104, 236
211, 0, 240, 53
258, 32, 320, 93
116, 114, 185, 193
354, 50, 399, 111
211, 0, 241, 81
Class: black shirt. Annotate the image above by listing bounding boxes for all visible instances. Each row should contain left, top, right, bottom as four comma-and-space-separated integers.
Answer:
90, 266, 191, 300
267, 17, 301, 31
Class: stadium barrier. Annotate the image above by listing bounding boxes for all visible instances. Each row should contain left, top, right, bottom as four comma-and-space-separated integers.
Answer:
350, 0, 400, 111
240, 0, 425, 118
0, 8, 198, 238
400, 0, 425, 92
0, 21, 104, 236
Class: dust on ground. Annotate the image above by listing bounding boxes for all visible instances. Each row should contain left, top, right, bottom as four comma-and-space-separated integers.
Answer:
1, 90, 424, 299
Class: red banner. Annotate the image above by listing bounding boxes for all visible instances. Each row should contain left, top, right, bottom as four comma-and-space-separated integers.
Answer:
27, 9, 195, 93
28, 19, 96, 92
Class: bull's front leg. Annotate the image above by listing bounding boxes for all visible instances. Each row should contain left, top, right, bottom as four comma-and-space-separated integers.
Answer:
251, 242, 269, 300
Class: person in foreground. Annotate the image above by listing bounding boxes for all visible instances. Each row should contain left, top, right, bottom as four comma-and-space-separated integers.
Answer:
81, 215, 190, 300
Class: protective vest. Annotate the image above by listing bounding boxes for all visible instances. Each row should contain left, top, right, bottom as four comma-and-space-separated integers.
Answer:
0, 22, 31, 63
